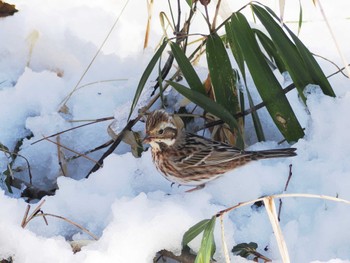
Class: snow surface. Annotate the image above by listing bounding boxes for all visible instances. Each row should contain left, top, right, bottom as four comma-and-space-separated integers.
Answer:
1, 0, 350, 262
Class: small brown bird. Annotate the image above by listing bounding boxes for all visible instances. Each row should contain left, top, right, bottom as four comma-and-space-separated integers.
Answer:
144, 110, 296, 191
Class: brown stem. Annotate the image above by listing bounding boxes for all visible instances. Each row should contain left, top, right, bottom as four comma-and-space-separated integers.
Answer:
36, 213, 99, 241
211, 0, 222, 31
43, 137, 100, 166
67, 139, 114, 162
278, 164, 293, 221
31, 116, 114, 145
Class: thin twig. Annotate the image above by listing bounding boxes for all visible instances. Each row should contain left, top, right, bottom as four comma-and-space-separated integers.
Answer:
176, 0, 181, 34
213, 2, 250, 34
21, 199, 46, 228
66, 139, 114, 162
56, 135, 67, 177
40, 211, 49, 225
31, 116, 113, 145
152, 0, 183, 96
314, 54, 349, 79
75, 79, 128, 92
43, 137, 100, 166
167, 0, 176, 30
0, 147, 33, 184
180, 0, 197, 55
327, 63, 350, 79
204, 5, 212, 30
211, 0, 222, 31
35, 213, 98, 241
21, 205, 31, 228
217, 193, 350, 217
21, 201, 98, 241
58, 0, 131, 108
316, 0, 350, 77
278, 164, 293, 221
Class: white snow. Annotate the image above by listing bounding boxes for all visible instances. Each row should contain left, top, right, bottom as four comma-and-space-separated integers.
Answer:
1, 0, 350, 262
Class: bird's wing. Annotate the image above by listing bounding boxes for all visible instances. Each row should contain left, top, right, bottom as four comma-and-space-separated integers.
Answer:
173, 133, 250, 166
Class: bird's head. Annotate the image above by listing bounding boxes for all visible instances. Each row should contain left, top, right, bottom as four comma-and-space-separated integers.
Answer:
143, 110, 178, 148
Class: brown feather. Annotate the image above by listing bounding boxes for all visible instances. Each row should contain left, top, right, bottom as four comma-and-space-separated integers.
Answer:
145, 110, 296, 187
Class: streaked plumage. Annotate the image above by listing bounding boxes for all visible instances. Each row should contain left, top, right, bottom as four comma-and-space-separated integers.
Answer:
144, 110, 296, 190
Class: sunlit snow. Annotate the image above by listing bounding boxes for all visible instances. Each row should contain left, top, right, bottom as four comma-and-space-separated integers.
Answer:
1, 0, 350, 262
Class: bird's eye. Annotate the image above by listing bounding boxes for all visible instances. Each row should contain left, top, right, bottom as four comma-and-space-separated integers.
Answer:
158, 129, 164, 135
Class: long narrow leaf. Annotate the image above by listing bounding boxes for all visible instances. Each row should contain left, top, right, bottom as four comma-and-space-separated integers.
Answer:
185, 0, 193, 7
247, 87, 265, 142
194, 216, 216, 263
251, 4, 314, 102
226, 23, 247, 140
182, 219, 211, 247
225, 22, 246, 82
128, 40, 167, 120
254, 29, 287, 73
298, 0, 303, 35
258, 3, 335, 97
168, 81, 244, 146
284, 26, 336, 97
227, 23, 267, 142
170, 42, 205, 94
206, 33, 244, 148
229, 12, 304, 142
206, 34, 239, 115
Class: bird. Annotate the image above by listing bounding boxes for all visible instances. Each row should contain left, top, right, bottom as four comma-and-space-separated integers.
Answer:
143, 109, 296, 192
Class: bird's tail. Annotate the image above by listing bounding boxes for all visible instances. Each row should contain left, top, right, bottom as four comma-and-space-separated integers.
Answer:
249, 148, 297, 160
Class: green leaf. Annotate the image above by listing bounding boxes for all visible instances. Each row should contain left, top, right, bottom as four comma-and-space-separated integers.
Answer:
206, 33, 244, 148
194, 216, 216, 263
168, 81, 244, 147
232, 242, 271, 261
225, 21, 246, 82
246, 87, 265, 142
227, 23, 267, 143
298, 0, 303, 35
185, 0, 193, 7
235, 71, 245, 126
229, 12, 304, 142
128, 40, 167, 120
284, 25, 336, 97
170, 42, 205, 94
206, 33, 239, 116
251, 4, 313, 102
182, 219, 211, 247
232, 242, 258, 257
253, 29, 287, 73
4, 174, 13, 194
256, 3, 335, 97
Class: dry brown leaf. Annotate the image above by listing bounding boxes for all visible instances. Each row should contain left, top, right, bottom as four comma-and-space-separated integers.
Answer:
172, 114, 184, 131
